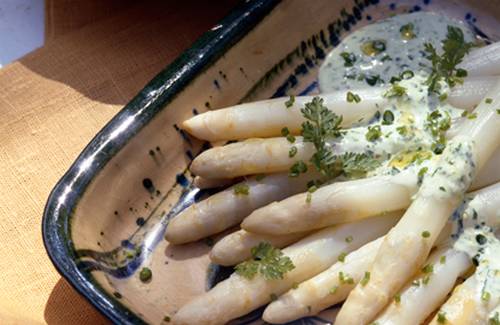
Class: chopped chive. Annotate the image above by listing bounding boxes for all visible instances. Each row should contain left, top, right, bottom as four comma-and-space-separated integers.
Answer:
439, 93, 448, 102
422, 231, 431, 238
289, 161, 308, 177
422, 264, 434, 273
440, 255, 446, 264
382, 110, 395, 125
234, 183, 250, 195
485, 98, 493, 104
281, 127, 290, 137
329, 285, 338, 295
345, 235, 354, 243
437, 312, 447, 323
306, 192, 312, 203
340, 52, 356, 67
422, 275, 431, 285
400, 23, 416, 40
270, 293, 278, 301
289, 146, 298, 157
366, 125, 382, 141
482, 291, 491, 302
338, 252, 347, 262
287, 134, 296, 143
347, 91, 361, 103
360, 271, 371, 286
139, 267, 153, 283
163, 315, 171, 322
394, 294, 401, 304
292, 282, 299, 289
400, 70, 414, 79
285, 95, 295, 108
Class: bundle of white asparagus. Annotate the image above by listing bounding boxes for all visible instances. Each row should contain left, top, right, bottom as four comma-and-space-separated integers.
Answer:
164, 41, 500, 325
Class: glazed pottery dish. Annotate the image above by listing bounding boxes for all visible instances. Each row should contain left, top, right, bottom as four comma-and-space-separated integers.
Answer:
43, 1, 500, 324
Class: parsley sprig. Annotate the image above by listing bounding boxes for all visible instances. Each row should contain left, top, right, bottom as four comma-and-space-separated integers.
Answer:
424, 26, 475, 93
235, 242, 295, 280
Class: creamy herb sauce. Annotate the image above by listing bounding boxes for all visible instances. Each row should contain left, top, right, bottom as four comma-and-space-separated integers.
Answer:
319, 12, 475, 92
318, 11, 498, 311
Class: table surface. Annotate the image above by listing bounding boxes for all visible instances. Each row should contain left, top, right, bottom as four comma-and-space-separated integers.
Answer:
0, 1, 236, 324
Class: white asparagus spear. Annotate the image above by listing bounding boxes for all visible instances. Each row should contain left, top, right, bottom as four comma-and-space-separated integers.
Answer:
458, 41, 500, 77
264, 181, 500, 323
427, 272, 499, 325
375, 248, 471, 325
190, 137, 315, 179
448, 76, 499, 110
165, 172, 316, 244
172, 213, 400, 325
242, 153, 500, 236
193, 176, 234, 189
262, 224, 453, 324
182, 73, 496, 142
263, 236, 384, 324
242, 171, 416, 235
182, 89, 385, 141
210, 229, 310, 266
335, 81, 500, 325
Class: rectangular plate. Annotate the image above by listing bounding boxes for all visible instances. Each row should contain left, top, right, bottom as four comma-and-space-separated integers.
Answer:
42, 1, 499, 324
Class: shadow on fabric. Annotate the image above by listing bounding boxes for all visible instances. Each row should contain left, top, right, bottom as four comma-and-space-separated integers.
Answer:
21, 0, 238, 106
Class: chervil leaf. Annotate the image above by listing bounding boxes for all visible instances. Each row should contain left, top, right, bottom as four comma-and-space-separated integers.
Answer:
298, 97, 343, 178
235, 242, 295, 280
340, 152, 381, 179
424, 26, 475, 93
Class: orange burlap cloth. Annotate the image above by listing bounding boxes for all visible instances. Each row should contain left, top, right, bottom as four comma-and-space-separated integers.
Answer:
0, 1, 236, 323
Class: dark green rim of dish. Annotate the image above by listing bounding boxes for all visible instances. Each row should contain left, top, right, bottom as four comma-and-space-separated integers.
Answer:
41, 1, 279, 323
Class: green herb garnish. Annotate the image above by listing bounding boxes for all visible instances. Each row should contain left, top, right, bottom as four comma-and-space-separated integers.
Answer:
347, 91, 362, 103
329, 285, 338, 295
361, 39, 386, 56
234, 183, 250, 195
289, 146, 298, 157
422, 264, 434, 274
340, 52, 356, 67
437, 312, 447, 323
340, 152, 381, 178
482, 291, 491, 302
235, 242, 295, 280
365, 125, 382, 141
384, 83, 407, 98
139, 267, 153, 283
485, 98, 493, 104
397, 126, 408, 136
285, 95, 295, 108
422, 231, 431, 238
281, 127, 290, 137
490, 312, 500, 325
338, 252, 347, 262
394, 294, 401, 304
440, 256, 447, 264
424, 26, 475, 93
345, 235, 353, 243
400, 23, 416, 40
300, 97, 342, 177
382, 110, 395, 125
289, 161, 308, 177
360, 271, 371, 286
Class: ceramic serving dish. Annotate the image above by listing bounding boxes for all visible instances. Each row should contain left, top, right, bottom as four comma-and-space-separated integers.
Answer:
42, 0, 500, 324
